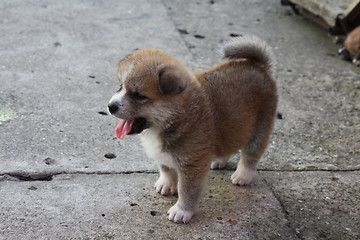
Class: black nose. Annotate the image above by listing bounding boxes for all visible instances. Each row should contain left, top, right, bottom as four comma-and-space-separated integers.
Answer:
108, 103, 119, 114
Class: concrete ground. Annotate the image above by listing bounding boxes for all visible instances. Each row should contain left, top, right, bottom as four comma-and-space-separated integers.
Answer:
0, 0, 359, 239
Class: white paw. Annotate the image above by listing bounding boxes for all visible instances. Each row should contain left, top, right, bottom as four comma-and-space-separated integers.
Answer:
353, 58, 360, 67
167, 203, 194, 223
154, 175, 177, 196
231, 166, 256, 185
210, 157, 229, 170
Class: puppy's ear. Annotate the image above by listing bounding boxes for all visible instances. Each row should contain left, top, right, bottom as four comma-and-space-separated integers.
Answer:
158, 64, 188, 94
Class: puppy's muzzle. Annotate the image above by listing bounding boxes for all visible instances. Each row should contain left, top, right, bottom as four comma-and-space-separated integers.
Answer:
108, 103, 120, 115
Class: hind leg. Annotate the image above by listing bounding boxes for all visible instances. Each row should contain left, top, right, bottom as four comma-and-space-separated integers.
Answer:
231, 149, 259, 185
231, 125, 273, 185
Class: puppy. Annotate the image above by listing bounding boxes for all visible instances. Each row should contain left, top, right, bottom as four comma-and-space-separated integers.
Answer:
108, 36, 278, 223
338, 26, 360, 67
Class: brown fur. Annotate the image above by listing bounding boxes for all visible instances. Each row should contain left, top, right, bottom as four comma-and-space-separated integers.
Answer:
344, 26, 360, 58
108, 36, 278, 223
339, 26, 360, 67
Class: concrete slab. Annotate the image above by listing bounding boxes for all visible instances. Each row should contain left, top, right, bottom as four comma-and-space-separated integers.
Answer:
0, 171, 297, 239
1, 0, 359, 175
0, 0, 192, 175
261, 171, 360, 239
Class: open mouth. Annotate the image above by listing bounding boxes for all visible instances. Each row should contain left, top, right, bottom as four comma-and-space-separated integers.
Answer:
115, 117, 148, 139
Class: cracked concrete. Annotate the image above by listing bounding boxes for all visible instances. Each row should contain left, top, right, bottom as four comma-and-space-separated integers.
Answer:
0, 172, 298, 240
0, 0, 359, 239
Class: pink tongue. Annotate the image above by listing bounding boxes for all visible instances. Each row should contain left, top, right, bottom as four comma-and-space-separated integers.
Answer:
115, 119, 135, 140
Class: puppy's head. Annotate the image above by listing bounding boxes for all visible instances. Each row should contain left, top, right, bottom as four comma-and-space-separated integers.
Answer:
108, 49, 194, 139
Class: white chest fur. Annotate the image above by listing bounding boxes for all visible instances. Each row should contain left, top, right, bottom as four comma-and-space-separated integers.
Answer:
140, 128, 177, 169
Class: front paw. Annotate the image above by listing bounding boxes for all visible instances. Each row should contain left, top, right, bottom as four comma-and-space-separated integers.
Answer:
167, 203, 194, 223
353, 58, 360, 67
154, 175, 177, 196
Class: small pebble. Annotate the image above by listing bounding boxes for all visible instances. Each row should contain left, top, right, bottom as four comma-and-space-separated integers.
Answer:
228, 219, 238, 225
194, 34, 205, 39
98, 111, 108, 116
44, 157, 56, 165
150, 211, 158, 216
104, 153, 116, 159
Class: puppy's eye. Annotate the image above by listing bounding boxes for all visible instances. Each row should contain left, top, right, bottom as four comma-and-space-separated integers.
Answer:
133, 92, 148, 101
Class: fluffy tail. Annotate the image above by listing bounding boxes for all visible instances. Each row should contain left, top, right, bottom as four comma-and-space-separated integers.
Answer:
223, 35, 272, 69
